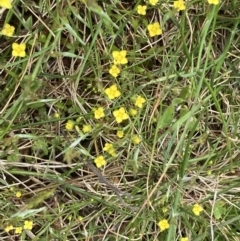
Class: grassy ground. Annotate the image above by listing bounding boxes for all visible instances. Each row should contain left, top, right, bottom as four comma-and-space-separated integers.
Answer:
1, 0, 240, 240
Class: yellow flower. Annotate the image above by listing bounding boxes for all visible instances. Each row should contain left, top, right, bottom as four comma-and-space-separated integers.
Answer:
180, 238, 188, 241
158, 219, 170, 231
5, 225, 14, 232
105, 84, 121, 100
94, 107, 105, 119
12, 43, 26, 57
113, 107, 129, 123
15, 191, 21, 198
129, 108, 137, 116
94, 155, 106, 168
112, 50, 128, 65
116, 130, 124, 138
54, 112, 60, 118
137, 5, 147, 15
0, 24, 15, 37
24, 220, 33, 230
78, 216, 83, 221
149, 0, 158, 6
0, 0, 12, 8
103, 143, 116, 157
207, 0, 219, 4
135, 95, 146, 108
192, 203, 203, 216
15, 227, 23, 234
132, 135, 141, 145
147, 22, 162, 37
109, 65, 120, 78
173, 0, 186, 11
82, 124, 92, 133
65, 120, 75, 131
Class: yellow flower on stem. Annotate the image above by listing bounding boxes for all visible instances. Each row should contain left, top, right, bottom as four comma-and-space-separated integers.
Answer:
94, 155, 106, 168
132, 135, 141, 145
109, 65, 120, 77
5, 225, 14, 232
82, 124, 92, 133
134, 95, 146, 108
113, 107, 129, 123
158, 219, 170, 231
192, 203, 203, 216
0, 24, 15, 37
23, 220, 33, 230
149, 0, 158, 6
0, 0, 12, 9
105, 84, 121, 100
173, 0, 186, 11
147, 22, 162, 37
65, 120, 75, 131
137, 5, 147, 15
112, 50, 128, 65
15, 227, 23, 234
207, 0, 219, 4
12, 43, 26, 57
116, 130, 124, 138
94, 107, 105, 119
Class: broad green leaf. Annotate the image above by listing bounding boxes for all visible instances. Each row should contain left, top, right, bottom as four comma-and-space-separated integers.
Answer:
157, 105, 175, 129
213, 201, 226, 220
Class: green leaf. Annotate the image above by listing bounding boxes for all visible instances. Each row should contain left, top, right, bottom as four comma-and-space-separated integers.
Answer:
213, 201, 226, 220
157, 105, 175, 129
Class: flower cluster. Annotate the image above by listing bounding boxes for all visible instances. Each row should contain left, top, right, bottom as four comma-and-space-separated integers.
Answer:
4, 220, 33, 235
109, 50, 128, 78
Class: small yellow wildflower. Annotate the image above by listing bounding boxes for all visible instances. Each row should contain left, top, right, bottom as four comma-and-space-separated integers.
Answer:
15, 191, 21, 198
82, 124, 92, 133
94, 107, 105, 119
5, 225, 14, 232
103, 143, 113, 152
12, 43, 26, 57
158, 219, 170, 231
105, 84, 121, 100
15, 227, 23, 234
180, 238, 188, 241
149, 0, 158, 6
135, 95, 146, 108
0, 0, 12, 8
113, 107, 129, 123
109, 65, 120, 78
132, 135, 141, 145
103, 143, 116, 157
54, 112, 60, 118
0, 24, 15, 37
137, 5, 147, 15
116, 130, 124, 138
173, 0, 186, 11
65, 120, 75, 131
112, 50, 128, 65
192, 203, 203, 216
207, 0, 219, 4
78, 216, 83, 221
147, 22, 162, 37
94, 155, 106, 168
24, 220, 33, 230
129, 108, 138, 116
